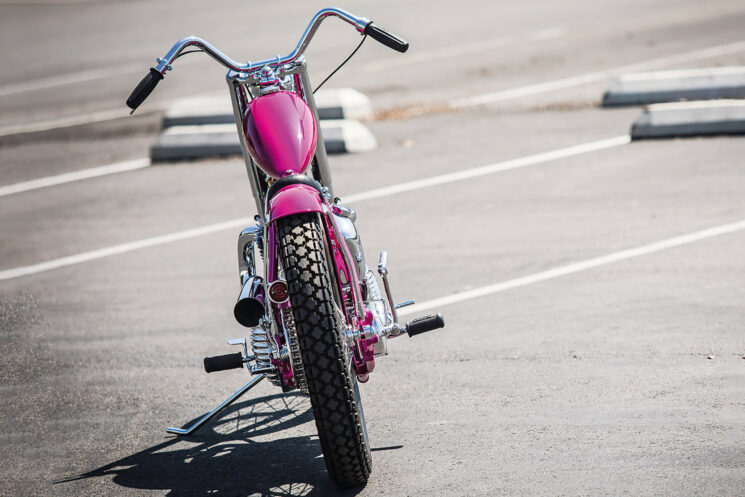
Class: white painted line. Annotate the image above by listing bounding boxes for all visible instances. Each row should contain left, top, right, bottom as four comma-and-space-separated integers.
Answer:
0, 218, 252, 281
345, 135, 630, 203
0, 135, 628, 280
0, 64, 144, 98
0, 108, 154, 137
0, 55, 203, 98
450, 40, 745, 108
364, 28, 566, 73
0, 90, 205, 137
0, 158, 151, 198
399, 219, 745, 317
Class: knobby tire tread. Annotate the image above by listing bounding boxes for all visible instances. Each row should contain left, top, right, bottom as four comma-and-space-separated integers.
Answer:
277, 213, 371, 487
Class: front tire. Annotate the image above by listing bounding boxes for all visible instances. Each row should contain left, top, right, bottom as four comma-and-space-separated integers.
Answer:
277, 213, 372, 487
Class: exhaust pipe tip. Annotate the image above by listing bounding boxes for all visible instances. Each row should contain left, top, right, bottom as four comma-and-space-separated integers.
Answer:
234, 276, 265, 327
234, 298, 265, 327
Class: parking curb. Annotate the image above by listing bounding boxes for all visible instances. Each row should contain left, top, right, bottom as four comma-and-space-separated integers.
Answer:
602, 66, 745, 107
630, 99, 745, 139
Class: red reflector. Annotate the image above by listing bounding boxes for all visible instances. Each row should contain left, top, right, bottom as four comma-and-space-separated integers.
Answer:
269, 281, 289, 302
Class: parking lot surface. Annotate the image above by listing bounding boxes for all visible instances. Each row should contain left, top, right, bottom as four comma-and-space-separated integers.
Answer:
1, 1, 744, 495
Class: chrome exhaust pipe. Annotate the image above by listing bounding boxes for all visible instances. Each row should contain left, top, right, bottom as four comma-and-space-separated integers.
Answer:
234, 276, 265, 327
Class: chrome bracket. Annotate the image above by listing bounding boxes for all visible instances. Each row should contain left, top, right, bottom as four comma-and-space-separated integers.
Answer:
227, 337, 252, 361
377, 251, 398, 324
331, 202, 357, 222
383, 323, 407, 339
156, 57, 173, 72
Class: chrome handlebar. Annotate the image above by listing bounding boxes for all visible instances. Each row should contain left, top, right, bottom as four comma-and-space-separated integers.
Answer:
153, 7, 369, 75
283, 7, 369, 66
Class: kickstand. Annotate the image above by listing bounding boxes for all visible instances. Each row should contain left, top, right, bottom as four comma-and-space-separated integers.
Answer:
166, 374, 265, 435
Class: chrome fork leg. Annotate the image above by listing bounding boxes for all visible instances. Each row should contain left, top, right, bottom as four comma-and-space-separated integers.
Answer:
166, 374, 265, 436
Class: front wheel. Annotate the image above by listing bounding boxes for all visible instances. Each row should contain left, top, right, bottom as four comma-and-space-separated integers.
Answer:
277, 213, 371, 487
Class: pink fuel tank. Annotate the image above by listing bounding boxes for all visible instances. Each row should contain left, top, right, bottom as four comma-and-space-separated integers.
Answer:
243, 91, 317, 179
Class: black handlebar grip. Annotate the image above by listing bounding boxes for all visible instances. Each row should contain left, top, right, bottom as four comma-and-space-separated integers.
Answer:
126, 68, 164, 110
204, 352, 244, 373
406, 313, 445, 337
364, 22, 409, 53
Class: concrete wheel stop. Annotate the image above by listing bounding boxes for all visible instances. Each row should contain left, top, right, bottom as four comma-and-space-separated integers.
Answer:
603, 67, 745, 107
630, 100, 745, 139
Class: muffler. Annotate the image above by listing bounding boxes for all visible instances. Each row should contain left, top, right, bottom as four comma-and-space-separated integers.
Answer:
234, 276, 265, 327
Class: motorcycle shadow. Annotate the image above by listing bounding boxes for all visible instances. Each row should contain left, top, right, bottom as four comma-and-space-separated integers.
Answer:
58, 392, 364, 497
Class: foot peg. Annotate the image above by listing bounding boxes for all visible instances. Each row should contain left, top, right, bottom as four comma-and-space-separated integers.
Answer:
406, 313, 445, 337
204, 352, 244, 373
204, 338, 252, 373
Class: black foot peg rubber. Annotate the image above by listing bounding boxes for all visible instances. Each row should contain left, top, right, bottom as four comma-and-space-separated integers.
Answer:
204, 352, 244, 373
406, 313, 445, 337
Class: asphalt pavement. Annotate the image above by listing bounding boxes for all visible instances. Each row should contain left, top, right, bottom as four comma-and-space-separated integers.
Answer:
1, 1, 744, 496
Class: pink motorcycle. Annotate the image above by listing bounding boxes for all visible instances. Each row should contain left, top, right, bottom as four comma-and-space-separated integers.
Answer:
127, 7, 444, 487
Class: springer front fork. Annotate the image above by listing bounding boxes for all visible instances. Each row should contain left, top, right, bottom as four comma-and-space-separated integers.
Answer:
229, 201, 404, 384
166, 201, 444, 436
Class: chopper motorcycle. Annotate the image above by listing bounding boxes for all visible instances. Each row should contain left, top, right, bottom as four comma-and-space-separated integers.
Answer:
126, 7, 445, 487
